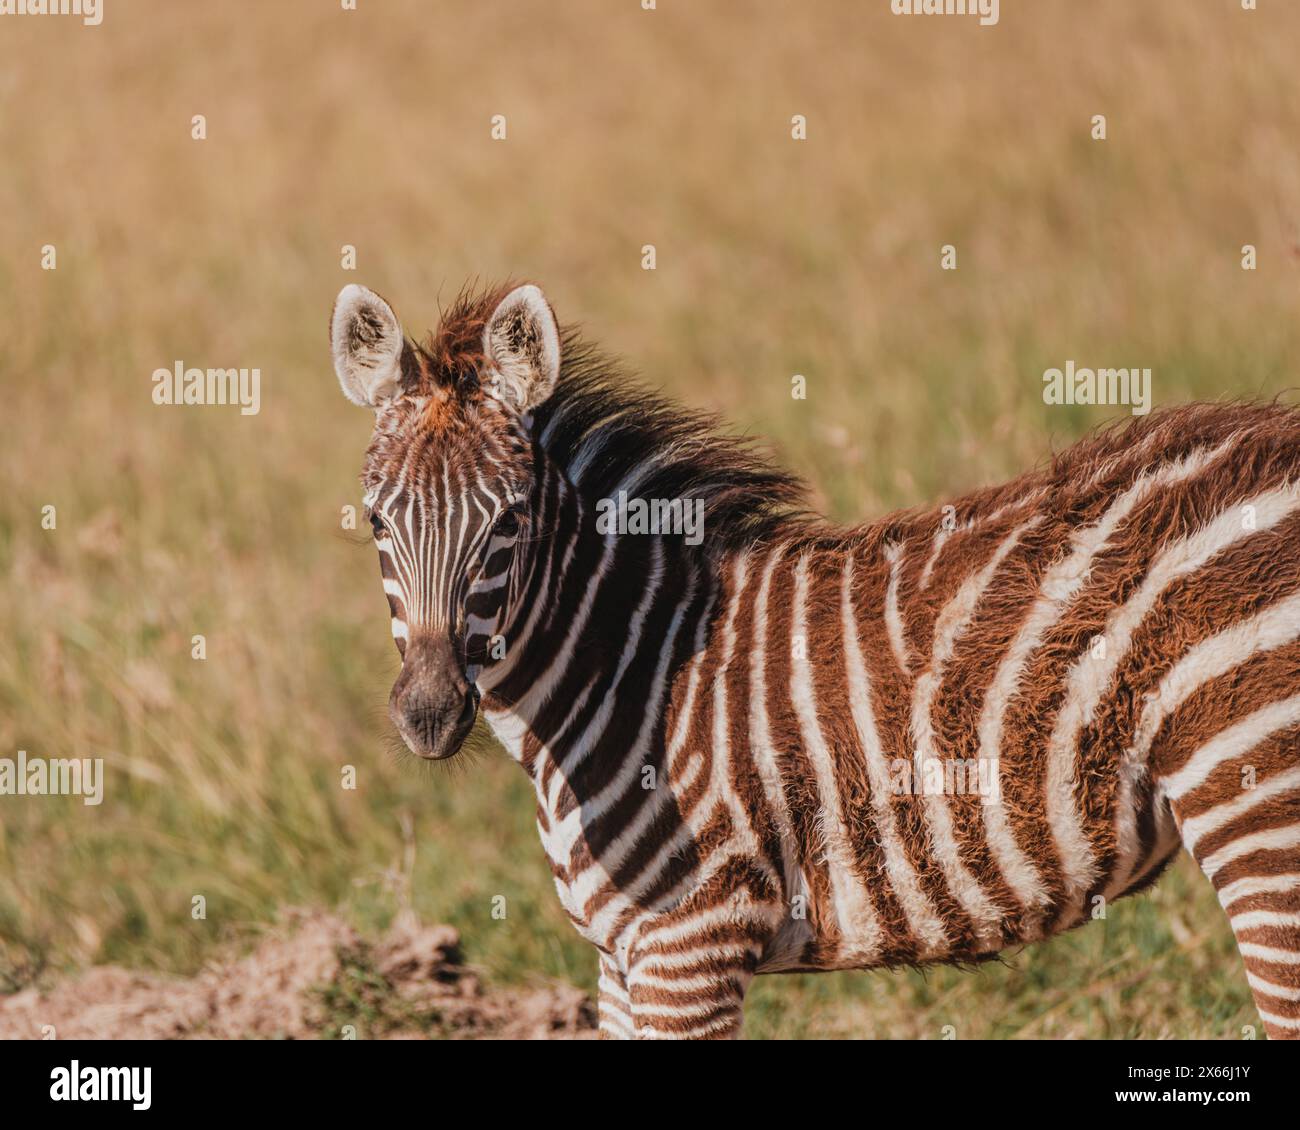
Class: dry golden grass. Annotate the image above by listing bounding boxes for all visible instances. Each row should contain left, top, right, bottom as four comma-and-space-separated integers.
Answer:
1, 0, 1297, 1037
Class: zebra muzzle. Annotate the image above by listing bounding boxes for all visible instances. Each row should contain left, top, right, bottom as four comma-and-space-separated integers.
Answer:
388, 635, 479, 760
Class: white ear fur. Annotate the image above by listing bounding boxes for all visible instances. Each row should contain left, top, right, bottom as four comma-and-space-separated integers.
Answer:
331, 284, 404, 407
482, 284, 561, 413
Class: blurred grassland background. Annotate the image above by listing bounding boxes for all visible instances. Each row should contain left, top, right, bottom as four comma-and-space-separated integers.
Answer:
1, 0, 1298, 1038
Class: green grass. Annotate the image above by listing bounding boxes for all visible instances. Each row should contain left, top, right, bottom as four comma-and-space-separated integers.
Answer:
1, 0, 1297, 1037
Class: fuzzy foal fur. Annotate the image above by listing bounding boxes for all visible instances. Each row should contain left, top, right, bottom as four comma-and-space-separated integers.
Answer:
334, 282, 1300, 1039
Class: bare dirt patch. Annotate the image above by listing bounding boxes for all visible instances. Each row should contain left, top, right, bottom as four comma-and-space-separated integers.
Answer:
0, 911, 595, 1040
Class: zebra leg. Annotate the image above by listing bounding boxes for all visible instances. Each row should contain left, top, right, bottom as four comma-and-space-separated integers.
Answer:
1219, 874, 1300, 1041
1162, 720, 1300, 1040
596, 951, 635, 1040
622, 909, 773, 1039
625, 951, 758, 1040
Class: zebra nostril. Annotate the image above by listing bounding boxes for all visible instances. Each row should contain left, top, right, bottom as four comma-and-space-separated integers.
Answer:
456, 691, 478, 732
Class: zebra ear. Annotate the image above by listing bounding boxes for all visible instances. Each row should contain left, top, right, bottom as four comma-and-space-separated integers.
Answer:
482, 284, 560, 413
331, 284, 404, 407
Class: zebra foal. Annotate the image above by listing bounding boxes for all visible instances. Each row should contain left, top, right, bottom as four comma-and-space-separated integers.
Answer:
329, 280, 1300, 1040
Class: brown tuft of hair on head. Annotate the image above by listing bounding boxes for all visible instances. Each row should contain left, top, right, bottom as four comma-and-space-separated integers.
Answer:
415, 281, 521, 398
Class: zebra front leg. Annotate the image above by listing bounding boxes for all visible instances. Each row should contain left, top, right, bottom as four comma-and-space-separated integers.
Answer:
597, 951, 635, 1039
623, 903, 775, 1040
1163, 722, 1300, 1039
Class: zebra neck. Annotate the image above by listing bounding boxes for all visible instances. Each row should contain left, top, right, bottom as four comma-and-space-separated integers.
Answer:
478, 465, 712, 784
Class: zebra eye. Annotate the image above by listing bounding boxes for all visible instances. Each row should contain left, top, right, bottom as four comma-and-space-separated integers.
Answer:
369, 513, 385, 538
493, 509, 520, 538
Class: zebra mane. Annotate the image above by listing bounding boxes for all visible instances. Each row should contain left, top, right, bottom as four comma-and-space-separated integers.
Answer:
529, 331, 810, 555
412, 282, 808, 555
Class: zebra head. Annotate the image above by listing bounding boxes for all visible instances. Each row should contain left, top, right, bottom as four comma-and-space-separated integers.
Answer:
330, 282, 561, 759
